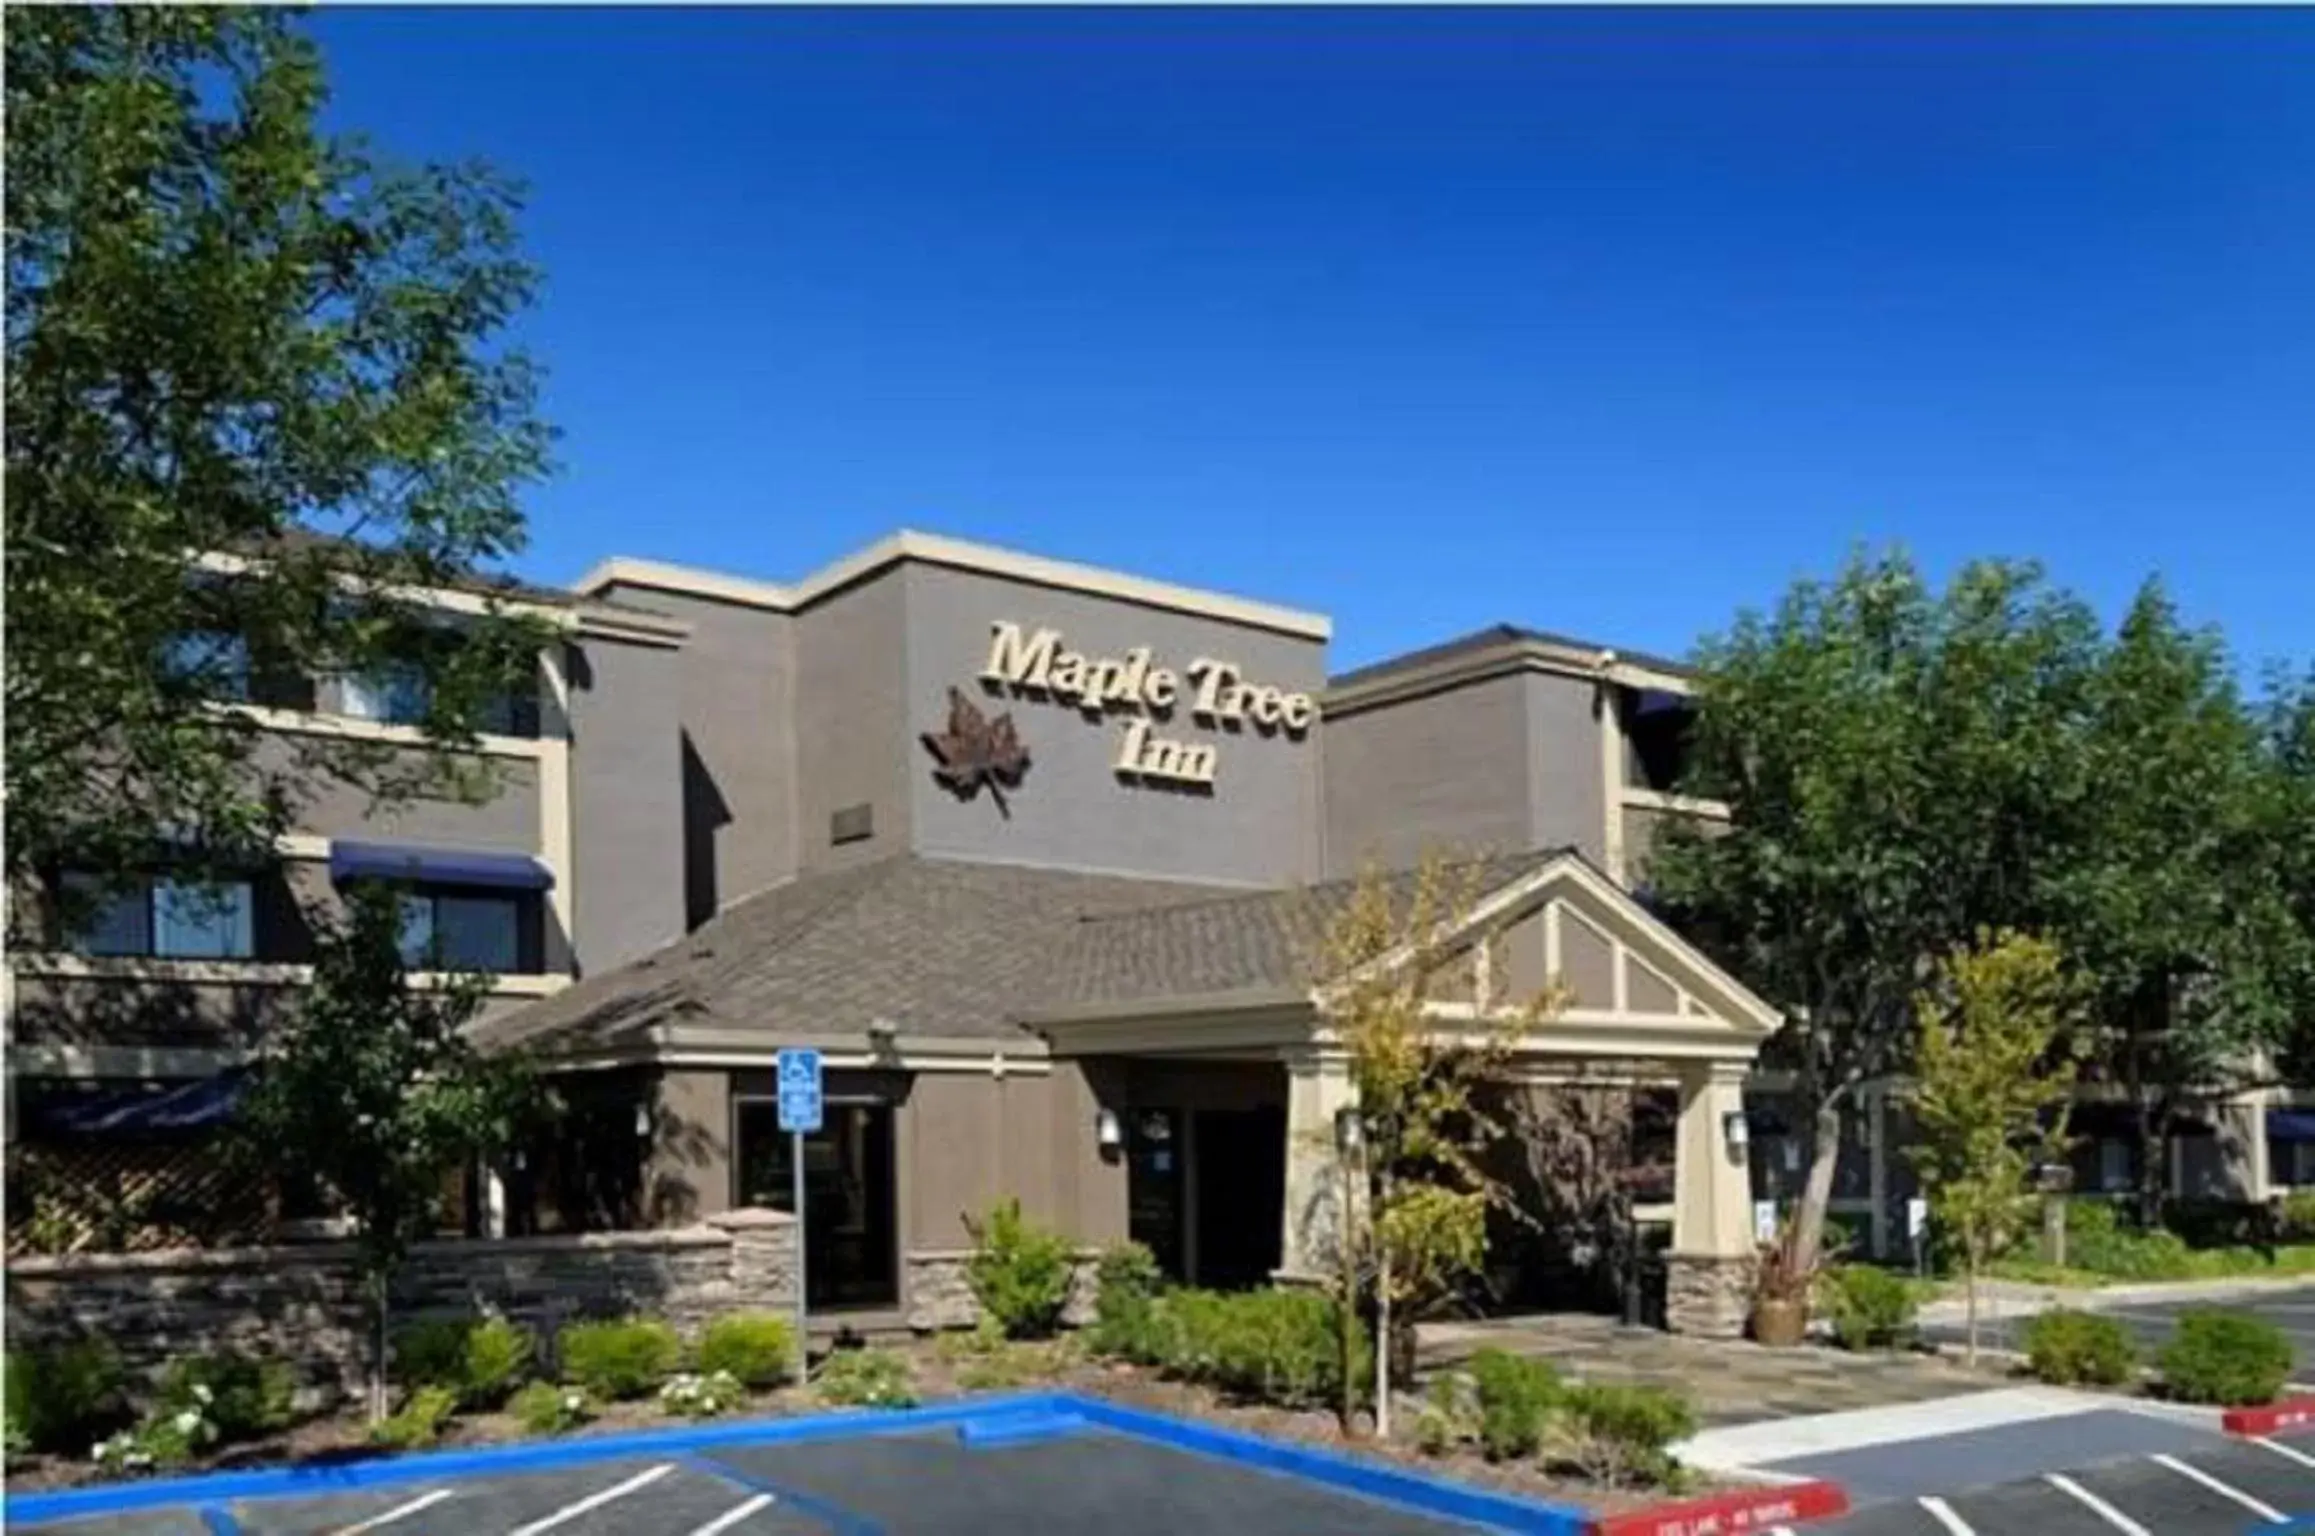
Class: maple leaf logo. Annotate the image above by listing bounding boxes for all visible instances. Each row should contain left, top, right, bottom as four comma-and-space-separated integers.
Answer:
921, 686, 1032, 817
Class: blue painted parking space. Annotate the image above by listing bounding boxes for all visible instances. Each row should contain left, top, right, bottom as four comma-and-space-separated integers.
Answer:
2, 1393, 1594, 1536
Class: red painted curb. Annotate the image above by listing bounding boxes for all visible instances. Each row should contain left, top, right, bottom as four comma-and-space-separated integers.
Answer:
1584, 1478, 1850, 1536
2223, 1397, 2315, 1436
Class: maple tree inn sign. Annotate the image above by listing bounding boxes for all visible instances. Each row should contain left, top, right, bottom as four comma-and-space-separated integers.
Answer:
972, 619, 1319, 790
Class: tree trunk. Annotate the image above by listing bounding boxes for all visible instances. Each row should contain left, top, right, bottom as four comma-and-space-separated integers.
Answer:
1963, 1235, 1980, 1368
368, 1271, 391, 1424
1376, 1167, 1393, 1442
1788, 1100, 1846, 1278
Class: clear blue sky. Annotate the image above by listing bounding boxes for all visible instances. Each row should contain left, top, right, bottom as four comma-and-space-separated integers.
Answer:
311, 8, 2312, 676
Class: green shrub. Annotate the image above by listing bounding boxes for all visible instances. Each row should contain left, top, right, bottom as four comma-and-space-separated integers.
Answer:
963, 1198, 1076, 1340
93, 1406, 215, 1474
697, 1314, 796, 1390
2283, 1191, 2315, 1243
2020, 1309, 2138, 1387
6, 1340, 126, 1455
397, 1318, 534, 1409
2159, 1310, 2296, 1406
157, 1351, 297, 1443
557, 1318, 682, 1401
1469, 1348, 1559, 1462
813, 1348, 917, 1409
1819, 1265, 1918, 1351
369, 1385, 460, 1451
1089, 1242, 1165, 1360
2059, 1199, 2196, 1280
1138, 1287, 1363, 1410
660, 1370, 746, 1419
1560, 1382, 1696, 1490
1414, 1374, 1477, 1457
509, 1380, 595, 1435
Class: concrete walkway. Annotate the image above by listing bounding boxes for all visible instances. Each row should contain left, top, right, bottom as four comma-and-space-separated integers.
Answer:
1417, 1313, 2001, 1428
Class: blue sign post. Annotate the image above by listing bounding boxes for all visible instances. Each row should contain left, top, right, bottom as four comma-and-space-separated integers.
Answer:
775, 1048, 823, 1363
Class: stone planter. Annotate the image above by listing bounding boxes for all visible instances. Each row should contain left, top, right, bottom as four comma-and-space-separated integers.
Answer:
1750, 1295, 1808, 1348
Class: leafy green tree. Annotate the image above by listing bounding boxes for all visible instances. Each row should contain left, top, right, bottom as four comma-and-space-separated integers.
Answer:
1908, 930, 2082, 1364
239, 884, 538, 1419
5, 7, 556, 907
1304, 854, 1560, 1438
2060, 585, 2310, 1224
1650, 549, 2103, 1280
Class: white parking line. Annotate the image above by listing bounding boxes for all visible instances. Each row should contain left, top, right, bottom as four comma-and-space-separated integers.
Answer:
504, 1463, 676, 1536
332, 1489, 454, 1533
2045, 1473, 2153, 1536
2151, 1453, 2288, 1523
2256, 1435, 2315, 1471
685, 1492, 776, 1536
1919, 1495, 1975, 1535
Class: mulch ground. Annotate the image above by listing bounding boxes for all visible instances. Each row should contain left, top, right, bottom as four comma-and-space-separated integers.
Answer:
3, 1337, 1685, 1515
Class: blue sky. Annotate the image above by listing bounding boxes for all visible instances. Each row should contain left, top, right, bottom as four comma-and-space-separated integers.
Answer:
311, 8, 2313, 676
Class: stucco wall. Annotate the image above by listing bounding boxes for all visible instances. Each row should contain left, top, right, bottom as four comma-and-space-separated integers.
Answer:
1523, 673, 1609, 866
794, 573, 914, 873
1321, 673, 1533, 877
257, 736, 543, 853
594, 586, 800, 921
901, 564, 1325, 887
567, 634, 688, 974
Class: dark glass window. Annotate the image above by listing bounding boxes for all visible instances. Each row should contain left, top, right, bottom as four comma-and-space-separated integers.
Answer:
63, 874, 255, 960
161, 632, 252, 702
733, 1098, 898, 1309
395, 887, 532, 973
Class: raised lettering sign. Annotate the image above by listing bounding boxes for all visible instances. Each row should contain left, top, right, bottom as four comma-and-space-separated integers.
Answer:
976, 619, 1316, 790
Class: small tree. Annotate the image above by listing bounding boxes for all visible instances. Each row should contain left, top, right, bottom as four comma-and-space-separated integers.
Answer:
1906, 929, 2082, 1364
239, 884, 538, 1419
1304, 854, 1560, 1438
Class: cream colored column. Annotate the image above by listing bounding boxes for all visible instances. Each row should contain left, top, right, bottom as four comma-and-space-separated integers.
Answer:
1598, 679, 1627, 885
2216, 1090, 2274, 1202
1277, 1047, 1359, 1283
536, 643, 575, 977
1673, 1061, 1752, 1260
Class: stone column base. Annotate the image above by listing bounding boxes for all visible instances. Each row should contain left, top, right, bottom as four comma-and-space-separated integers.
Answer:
1664, 1251, 1753, 1339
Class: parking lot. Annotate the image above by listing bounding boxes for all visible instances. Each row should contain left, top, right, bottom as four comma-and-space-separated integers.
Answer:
1766, 1408, 2315, 1534
4, 1399, 1590, 1536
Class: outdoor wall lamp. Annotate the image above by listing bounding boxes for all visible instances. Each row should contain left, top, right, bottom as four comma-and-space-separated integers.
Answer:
867, 1017, 900, 1052
1095, 1108, 1123, 1152
634, 1104, 653, 1140
1334, 1105, 1364, 1157
1722, 1110, 1751, 1153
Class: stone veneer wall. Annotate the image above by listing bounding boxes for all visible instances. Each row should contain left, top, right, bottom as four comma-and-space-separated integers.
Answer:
1663, 1251, 1752, 1339
5, 1208, 797, 1407
902, 1248, 1102, 1333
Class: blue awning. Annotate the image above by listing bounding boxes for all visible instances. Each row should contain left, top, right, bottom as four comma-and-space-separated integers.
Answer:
2268, 1110, 2315, 1142
329, 840, 554, 891
40, 1072, 248, 1137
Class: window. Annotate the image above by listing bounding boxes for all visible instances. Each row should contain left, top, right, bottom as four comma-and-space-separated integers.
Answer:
64, 874, 254, 960
395, 888, 526, 973
340, 663, 430, 725
161, 632, 252, 702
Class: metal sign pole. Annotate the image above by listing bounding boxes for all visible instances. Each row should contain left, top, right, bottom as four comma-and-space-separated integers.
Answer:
792, 1128, 808, 1368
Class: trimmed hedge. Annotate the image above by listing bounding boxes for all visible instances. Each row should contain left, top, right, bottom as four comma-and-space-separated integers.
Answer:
1089, 1281, 1368, 1411
1819, 1265, 1917, 1351
394, 1317, 534, 1409
1468, 1348, 1557, 1461
2159, 1310, 2295, 1407
2020, 1309, 2138, 1387
696, 1314, 797, 1389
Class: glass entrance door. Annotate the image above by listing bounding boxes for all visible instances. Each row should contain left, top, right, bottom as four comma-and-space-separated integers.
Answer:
734, 1099, 898, 1309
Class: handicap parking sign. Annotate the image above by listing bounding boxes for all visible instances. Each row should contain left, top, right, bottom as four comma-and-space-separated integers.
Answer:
776, 1047, 823, 1134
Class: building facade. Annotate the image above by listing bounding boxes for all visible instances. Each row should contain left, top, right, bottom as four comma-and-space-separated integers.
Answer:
10, 528, 2299, 1324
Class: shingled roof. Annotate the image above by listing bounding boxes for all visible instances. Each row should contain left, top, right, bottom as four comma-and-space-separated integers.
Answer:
482, 849, 1573, 1059
473, 856, 1245, 1056
1049, 848, 1563, 1008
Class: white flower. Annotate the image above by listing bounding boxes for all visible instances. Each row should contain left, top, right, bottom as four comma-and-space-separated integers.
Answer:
191, 1384, 214, 1405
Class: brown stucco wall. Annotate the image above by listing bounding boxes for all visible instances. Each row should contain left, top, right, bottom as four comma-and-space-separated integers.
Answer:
1524, 673, 1609, 867
646, 1067, 733, 1225
256, 736, 542, 853
795, 572, 915, 873
593, 585, 801, 920
567, 634, 688, 974
901, 564, 1326, 887
1321, 673, 1534, 877
1560, 911, 1617, 1009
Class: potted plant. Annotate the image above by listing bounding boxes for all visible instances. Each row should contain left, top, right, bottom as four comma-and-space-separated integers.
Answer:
1749, 1239, 1812, 1347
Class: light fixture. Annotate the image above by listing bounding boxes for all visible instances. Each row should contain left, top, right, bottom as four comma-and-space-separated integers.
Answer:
1722, 1110, 1751, 1152
634, 1104, 653, 1139
1334, 1105, 1364, 1157
866, 1017, 899, 1050
1095, 1108, 1123, 1152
